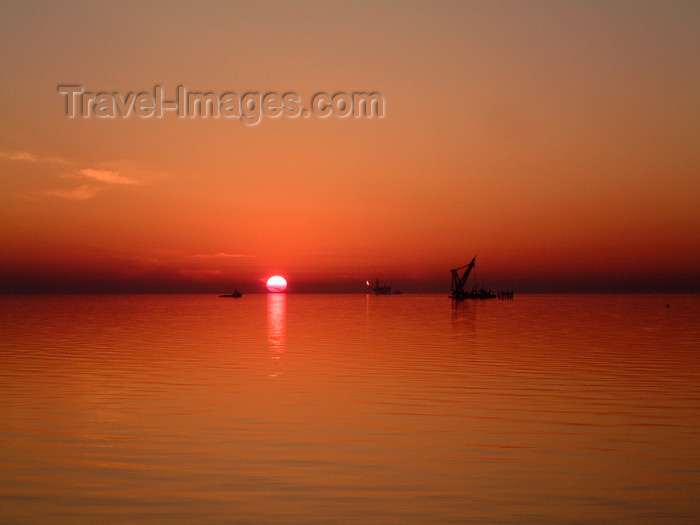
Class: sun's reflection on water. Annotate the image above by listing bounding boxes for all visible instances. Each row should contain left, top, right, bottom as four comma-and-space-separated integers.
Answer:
267, 293, 286, 377
1, 294, 699, 522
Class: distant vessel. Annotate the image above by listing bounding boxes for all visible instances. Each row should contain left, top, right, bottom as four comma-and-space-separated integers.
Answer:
367, 278, 401, 295
450, 256, 504, 300
219, 290, 242, 298
460, 287, 498, 299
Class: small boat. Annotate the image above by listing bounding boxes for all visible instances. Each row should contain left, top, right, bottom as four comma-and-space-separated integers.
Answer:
219, 290, 242, 298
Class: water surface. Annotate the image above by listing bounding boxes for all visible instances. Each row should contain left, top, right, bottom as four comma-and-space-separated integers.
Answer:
1, 294, 699, 523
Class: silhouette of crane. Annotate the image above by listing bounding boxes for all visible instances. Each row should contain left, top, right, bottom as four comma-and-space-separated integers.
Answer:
450, 256, 477, 299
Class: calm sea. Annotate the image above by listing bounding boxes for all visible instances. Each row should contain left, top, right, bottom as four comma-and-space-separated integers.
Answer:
1, 293, 699, 524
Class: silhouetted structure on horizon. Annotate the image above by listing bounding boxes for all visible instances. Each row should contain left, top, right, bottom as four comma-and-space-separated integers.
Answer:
219, 290, 242, 298
367, 278, 401, 295
450, 256, 512, 300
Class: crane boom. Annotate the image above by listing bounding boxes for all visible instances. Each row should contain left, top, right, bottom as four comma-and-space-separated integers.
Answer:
451, 256, 477, 298
450, 255, 503, 300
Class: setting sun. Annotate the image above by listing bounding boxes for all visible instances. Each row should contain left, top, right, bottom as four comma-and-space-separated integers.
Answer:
266, 276, 287, 293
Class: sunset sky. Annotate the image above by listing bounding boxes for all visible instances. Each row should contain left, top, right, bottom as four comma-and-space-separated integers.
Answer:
1, 1, 698, 293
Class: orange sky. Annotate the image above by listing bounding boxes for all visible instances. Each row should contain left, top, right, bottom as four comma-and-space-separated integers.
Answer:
1, 1, 699, 293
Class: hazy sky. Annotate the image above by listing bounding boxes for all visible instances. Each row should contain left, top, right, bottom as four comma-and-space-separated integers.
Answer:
1, 0, 698, 293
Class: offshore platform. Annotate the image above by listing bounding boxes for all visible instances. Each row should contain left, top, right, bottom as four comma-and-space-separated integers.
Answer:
450, 256, 512, 300
367, 278, 402, 295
